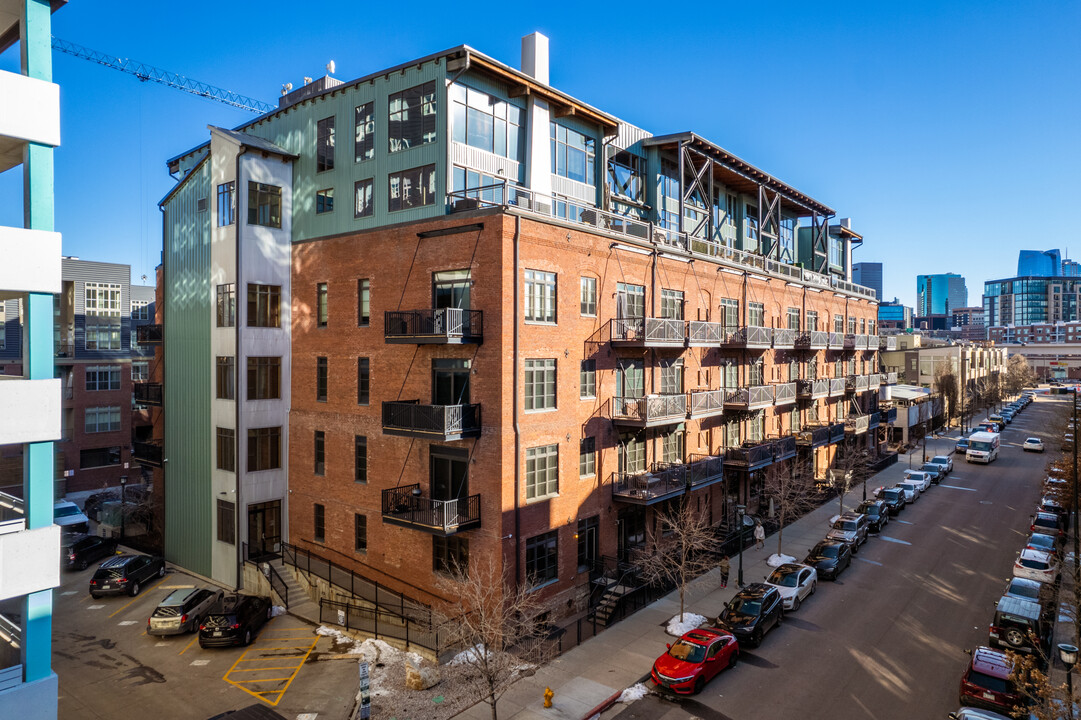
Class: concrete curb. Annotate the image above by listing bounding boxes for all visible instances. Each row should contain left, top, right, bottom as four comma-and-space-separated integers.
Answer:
580, 673, 651, 720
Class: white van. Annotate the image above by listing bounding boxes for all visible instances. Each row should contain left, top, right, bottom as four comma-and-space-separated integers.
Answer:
966, 431, 1001, 464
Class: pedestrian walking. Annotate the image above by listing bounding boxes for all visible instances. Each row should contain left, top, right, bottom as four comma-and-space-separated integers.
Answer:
718, 555, 730, 588
754, 521, 765, 550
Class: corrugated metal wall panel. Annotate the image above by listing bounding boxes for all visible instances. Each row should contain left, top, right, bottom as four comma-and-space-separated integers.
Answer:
162, 160, 213, 577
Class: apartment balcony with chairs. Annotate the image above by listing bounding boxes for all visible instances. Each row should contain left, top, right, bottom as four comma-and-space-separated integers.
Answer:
795, 331, 828, 350
828, 332, 845, 350
724, 385, 774, 410
797, 378, 829, 400
132, 440, 164, 467
795, 423, 832, 448
383, 309, 483, 344
381, 401, 481, 441
772, 381, 797, 406
688, 389, 724, 419
771, 435, 798, 462
687, 321, 726, 346
610, 394, 687, 428
609, 317, 687, 348
724, 440, 775, 471
611, 464, 688, 505
772, 328, 797, 349
845, 415, 870, 435
880, 336, 897, 351
380, 484, 481, 536
829, 377, 847, 396
136, 324, 163, 344
133, 382, 162, 406
722, 326, 772, 350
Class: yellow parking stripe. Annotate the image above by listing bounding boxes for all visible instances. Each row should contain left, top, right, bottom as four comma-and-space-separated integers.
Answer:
108, 575, 172, 618
230, 677, 293, 684
179, 636, 198, 655
223, 631, 319, 706
229, 665, 303, 672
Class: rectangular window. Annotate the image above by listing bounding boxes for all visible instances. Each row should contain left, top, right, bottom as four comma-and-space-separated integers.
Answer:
748, 302, 765, 327
720, 298, 739, 329
525, 358, 557, 411
85, 282, 122, 316
314, 430, 325, 475
131, 301, 150, 321
550, 122, 596, 184
84, 319, 121, 350
216, 356, 235, 399
433, 536, 469, 575
524, 270, 557, 323
388, 81, 437, 152
247, 284, 281, 327
357, 358, 370, 405
580, 277, 597, 316
579, 436, 596, 478
217, 181, 235, 226
450, 83, 524, 161
85, 365, 121, 391
357, 279, 370, 326
660, 359, 683, 395
525, 531, 559, 587
354, 102, 375, 161
807, 311, 818, 332
247, 182, 282, 228
316, 357, 328, 402
388, 164, 437, 211
316, 188, 334, 214
317, 116, 335, 172
84, 406, 121, 433
607, 150, 644, 203
354, 179, 374, 218
355, 435, 367, 483
661, 289, 684, 320
577, 516, 599, 573
216, 427, 236, 472
616, 283, 646, 319
313, 504, 325, 543
748, 411, 765, 443
525, 444, 559, 500
247, 356, 281, 400
355, 513, 367, 552
848, 316, 857, 334
662, 426, 684, 463
834, 314, 844, 333
316, 283, 328, 327
132, 362, 149, 382
217, 283, 236, 327
217, 500, 236, 544
80, 447, 121, 469
620, 433, 646, 473
580, 359, 596, 399
787, 308, 801, 330
247, 427, 282, 472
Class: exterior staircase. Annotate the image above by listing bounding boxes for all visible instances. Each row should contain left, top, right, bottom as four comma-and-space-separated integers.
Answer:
266, 557, 320, 625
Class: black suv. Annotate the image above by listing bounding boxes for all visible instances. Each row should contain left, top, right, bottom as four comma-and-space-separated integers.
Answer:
803, 539, 852, 580
856, 500, 890, 532
989, 595, 1051, 666
878, 486, 907, 515
89, 554, 166, 597
64, 534, 117, 571
200, 594, 272, 648
713, 583, 783, 647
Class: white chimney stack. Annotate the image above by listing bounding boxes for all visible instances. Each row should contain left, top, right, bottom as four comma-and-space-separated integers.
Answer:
521, 32, 549, 85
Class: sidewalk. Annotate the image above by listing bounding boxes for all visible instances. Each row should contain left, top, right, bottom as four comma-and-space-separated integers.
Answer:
454, 431, 964, 720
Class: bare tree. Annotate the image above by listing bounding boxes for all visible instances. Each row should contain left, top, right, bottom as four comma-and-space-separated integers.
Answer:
433, 557, 555, 720
934, 362, 959, 431
1005, 354, 1037, 400
634, 499, 718, 622
829, 437, 871, 515
762, 458, 818, 556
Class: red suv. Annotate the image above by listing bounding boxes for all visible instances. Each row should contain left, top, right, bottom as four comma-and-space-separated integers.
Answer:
958, 646, 1023, 714
651, 627, 739, 694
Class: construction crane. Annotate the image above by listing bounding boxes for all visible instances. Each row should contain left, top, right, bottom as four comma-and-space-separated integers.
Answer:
51, 37, 274, 115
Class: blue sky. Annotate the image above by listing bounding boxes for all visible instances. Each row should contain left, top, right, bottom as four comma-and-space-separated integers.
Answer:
2, 0, 1077, 307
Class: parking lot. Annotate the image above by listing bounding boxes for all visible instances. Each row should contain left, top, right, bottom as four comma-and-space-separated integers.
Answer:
54, 559, 357, 720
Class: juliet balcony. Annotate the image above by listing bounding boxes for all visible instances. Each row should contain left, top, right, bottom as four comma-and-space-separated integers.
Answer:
384, 309, 483, 344
132, 440, 164, 467
796, 378, 829, 400
611, 394, 687, 428
380, 484, 481, 536
795, 331, 828, 350
724, 385, 774, 411
609, 318, 687, 348
133, 382, 163, 406
721, 326, 772, 350
381, 401, 482, 441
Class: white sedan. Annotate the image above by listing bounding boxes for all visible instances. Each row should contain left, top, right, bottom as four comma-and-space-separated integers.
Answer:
931, 454, 954, 473
1013, 548, 1058, 585
1023, 437, 1045, 453
903, 470, 933, 491
763, 563, 817, 611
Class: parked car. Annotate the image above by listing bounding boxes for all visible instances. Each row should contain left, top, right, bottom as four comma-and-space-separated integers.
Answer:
1031, 512, 1066, 544
1038, 497, 1068, 526
199, 594, 272, 648
958, 646, 1024, 714
714, 583, 784, 647
948, 708, 1014, 720
877, 486, 907, 515
763, 563, 817, 611
897, 480, 922, 502
1002, 577, 1056, 619
1022, 437, 1045, 453
803, 539, 852, 581
64, 534, 117, 571
988, 595, 1051, 662
53, 501, 89, 532
989, 414, 1004, 426
89, 554, 166, 597
1000, 411, 1014, 424
827, 512, 869, 554
956, 437, 971, 453
856, 499, 890, 532
931, 454, 954, 473
903, 470, 933, 491
919, 463, 946, 484
651, 627, 739, 694
1026, 532, 1061, 561
1012, 548, 1059, 586
148, 587, 225, 636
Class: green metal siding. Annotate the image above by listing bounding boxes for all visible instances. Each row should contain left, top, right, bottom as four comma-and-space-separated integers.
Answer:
241, 58, 448, 242
162, 159, 213, 577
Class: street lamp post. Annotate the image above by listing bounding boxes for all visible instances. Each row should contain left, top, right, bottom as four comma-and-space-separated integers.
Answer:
1059, 643, 1078, 720
736, 504, 746, 588
118, 475, 127, 543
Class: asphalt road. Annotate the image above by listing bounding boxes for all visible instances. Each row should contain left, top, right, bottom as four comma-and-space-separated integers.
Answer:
613, 395, 1067, 720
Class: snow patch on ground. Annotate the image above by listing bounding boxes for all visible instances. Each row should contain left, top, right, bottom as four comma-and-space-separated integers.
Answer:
270, 605, 287, 617
618, 683, 649, 703
315, 626, 423, 664
767, 553, 796, 568
448, 644, 487, 666
666, 613, 706, 636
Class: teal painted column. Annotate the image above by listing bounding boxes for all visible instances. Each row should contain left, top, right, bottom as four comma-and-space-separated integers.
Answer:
22, 0, 56, 685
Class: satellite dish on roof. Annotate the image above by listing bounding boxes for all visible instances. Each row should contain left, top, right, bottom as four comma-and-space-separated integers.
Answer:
327, 60, 336, 75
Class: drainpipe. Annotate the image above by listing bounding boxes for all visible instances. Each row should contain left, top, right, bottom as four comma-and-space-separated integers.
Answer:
234, 148, 247, 592
512, 213, 522, 589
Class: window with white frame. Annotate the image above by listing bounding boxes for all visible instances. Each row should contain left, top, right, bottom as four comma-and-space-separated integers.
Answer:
85, 406, 121, 433
748, 302, 765, 328
662, 426, 684, 463
806, 311, 818, 332
720, 298, 739, 330
661, 289, 684, 320
524, 270, 556, 323
787, 308, 800, 330
131, 301, 150, 320
525, 444, 559, 500
580, 277, 597, 317
132, 362, 149, 382
550, 122, 595, 184
85, 283, 122, 316
450, 83, 524, 161
525, 359, 556, 411
85, 319, 121, 350
748, 411, 765, 443
86, 365, 121, 391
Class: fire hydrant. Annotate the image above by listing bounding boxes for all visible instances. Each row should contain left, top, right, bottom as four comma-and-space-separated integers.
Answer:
543, 687, 554, 708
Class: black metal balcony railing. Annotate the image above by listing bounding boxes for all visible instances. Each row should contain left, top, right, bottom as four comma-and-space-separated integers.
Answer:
829, 422, 846, 444
773, 382, 797, 406
55, 343, 75, 358
686, 453, 725, 488
687, 321, 726, 346
381, 401, 481, 440
611, 394, 687, 427
724, 385, 774, 410
688, 389, 724, 418
772, 435, 797, 462
380, 484, 481, 536
133, 382, 163, 406
868, 411, 881, 430
724, 441, 775, 471
132, 440, 164, 467
773, 328, 797, 349
795, 424, 831, 448
611, 467, 686, 505
383, 309, 483, 344
136, 324, 163, 344
610, 318, 687, 347
883, 407, 897, 423
722, 326, 772, 349
843, 334, 857, 350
